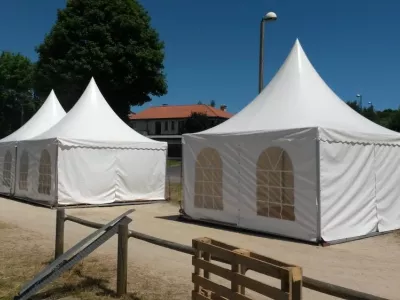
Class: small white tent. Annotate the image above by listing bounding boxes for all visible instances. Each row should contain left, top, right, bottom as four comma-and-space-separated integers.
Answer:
0, 91, 66, 195
183, 39, 400, 243
16, 78, 167, 205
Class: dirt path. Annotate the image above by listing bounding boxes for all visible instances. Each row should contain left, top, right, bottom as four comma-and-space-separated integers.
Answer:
0, 197, 399, 299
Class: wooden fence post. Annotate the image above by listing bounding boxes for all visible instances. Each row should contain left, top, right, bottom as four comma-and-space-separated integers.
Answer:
55, 208, 65, 259
117, 223, 129, 297
292, 267, 303, 300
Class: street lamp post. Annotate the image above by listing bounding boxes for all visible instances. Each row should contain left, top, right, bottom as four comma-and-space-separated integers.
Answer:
356, 93, 363, 109
259, 12, 277, 93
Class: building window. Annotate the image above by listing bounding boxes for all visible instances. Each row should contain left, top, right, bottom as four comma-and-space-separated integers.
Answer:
2, 151, 12, 188
38, 150, 52, 195
179, 121, 184, 133
19, 151, 29, 191
171, 121, 175, 131
256, 147, 295, 221
194, 148, 223, 210
164, 121, 168, 131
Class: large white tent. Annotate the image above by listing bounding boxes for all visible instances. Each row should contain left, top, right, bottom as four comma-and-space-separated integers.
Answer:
16, 77, 167, 205
0, 91, 66, 195
182, 39, 400, 243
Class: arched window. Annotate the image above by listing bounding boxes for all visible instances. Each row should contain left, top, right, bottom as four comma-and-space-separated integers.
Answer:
38, 150, 52, 195
194, 148, 223, 210
256, 147, 295, 221
2, 151, 12, 188
19, 151, 29, 191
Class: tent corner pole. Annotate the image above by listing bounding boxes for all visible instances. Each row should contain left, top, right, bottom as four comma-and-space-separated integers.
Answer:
53, 140, 59, 208
316, 133, 322, 243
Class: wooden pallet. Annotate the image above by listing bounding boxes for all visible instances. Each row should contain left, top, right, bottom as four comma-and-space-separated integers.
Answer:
192, 237, 302, 300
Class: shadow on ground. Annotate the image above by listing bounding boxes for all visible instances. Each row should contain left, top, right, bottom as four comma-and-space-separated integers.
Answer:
155, 215, 318, 246
29, 268, 141, 300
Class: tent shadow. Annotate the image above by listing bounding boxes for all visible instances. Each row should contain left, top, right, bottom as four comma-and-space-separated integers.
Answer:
155, 215, 318, 246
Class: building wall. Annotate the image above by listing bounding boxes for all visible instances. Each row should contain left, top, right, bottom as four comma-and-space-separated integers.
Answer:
130, 119, 185, 136
131, 117, 226, 136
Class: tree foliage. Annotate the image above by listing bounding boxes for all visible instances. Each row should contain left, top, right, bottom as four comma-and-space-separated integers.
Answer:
184, 112, 211, 133
0, 52, 35, 137
34, 0, 167, 122
210, 100, 216, 107
345, 100, 400, 132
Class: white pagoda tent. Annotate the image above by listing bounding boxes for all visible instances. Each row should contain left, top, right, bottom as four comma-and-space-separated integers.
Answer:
0, 90, 66, 195
16, 77, 167, 205
182, 39, 400, 243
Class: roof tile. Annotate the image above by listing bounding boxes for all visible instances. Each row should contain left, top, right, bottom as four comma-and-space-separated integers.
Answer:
130, 104, 233, 120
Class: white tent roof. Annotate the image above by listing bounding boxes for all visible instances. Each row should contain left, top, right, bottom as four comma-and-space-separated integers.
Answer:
32, 77, 166, 148
0, 90, 66, 142
197, 39, 400, 142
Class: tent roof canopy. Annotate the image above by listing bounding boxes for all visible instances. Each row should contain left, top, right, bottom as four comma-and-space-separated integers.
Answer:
32, 77, 166, 148
0, 90, 66, 143
195, 39, 400, 142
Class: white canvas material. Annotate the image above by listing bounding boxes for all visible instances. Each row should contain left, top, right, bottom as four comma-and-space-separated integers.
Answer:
183, 39, 400, 242
16, 78, 167, 205
0, 90, 66, 195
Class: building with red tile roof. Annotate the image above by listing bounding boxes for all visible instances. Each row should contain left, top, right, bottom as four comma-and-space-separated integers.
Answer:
129, 104, 233, 120
129, 104, 232, 157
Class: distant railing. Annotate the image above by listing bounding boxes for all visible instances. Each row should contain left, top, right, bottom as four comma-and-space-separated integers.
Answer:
55, 209, 389, 300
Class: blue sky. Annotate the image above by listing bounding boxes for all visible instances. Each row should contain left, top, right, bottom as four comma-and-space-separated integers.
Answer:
1, 0, 399, 113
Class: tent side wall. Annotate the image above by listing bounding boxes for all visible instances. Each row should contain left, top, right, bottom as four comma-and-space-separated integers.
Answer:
57, 144, 167, 205
319, 128, 400, 242
0, 143, 16, 195
374, 145, 400, 232
183, 127, 319, 242
14, 139, 58, 204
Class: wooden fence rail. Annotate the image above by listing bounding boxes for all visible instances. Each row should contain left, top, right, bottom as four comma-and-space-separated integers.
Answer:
56, 209, 389, 300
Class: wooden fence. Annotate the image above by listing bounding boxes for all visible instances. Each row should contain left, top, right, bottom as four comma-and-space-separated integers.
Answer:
192, 237, 302, 300
55, 208, 389, 300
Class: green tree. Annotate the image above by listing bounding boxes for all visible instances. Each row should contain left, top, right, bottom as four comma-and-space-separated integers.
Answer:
34, 0, 167, 122
197, 101, 203, 105
387, 108, 400, 132
210, 100, 216, 107
0, 52, 35, 137
184, 112, 210, 133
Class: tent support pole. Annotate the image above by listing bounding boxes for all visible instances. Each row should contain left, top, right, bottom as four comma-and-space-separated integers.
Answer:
54, 141, 59, 207
315, 135, 322, 243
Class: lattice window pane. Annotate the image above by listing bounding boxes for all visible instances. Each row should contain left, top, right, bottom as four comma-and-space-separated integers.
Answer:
194, 148, 223, 211
2, 151, 12, 188
256, 147, 295, 221
38, 150, 52, 195
19, 151, 29, 191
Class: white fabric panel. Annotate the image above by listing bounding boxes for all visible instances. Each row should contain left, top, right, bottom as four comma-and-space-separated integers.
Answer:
197, 40, 400, 145
375, 145, 400, 232
57, 146, 167, 205
115, 148, 166, 202
0, 90, 66, 142
320, 142, 378, 241
183, 134, 240, 225
0, 143, 16, 195
237, 129, 318, 241
31, 78, 166, 148
15, 139, 57, 204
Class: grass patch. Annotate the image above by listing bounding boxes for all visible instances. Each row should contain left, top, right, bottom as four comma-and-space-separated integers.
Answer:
166, 183, 182, 205
0, 225, 145, 300
167, 159, 181, 167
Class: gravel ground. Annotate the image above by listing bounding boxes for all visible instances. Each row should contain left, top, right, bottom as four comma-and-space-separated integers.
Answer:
0, 197, 398, 299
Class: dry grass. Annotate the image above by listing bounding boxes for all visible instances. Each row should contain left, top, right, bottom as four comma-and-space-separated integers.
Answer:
0, 221, 178, 300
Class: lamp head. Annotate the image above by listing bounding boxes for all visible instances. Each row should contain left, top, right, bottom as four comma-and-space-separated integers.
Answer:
263, 12, 277, 21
